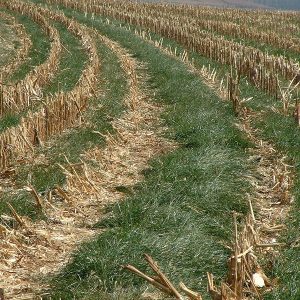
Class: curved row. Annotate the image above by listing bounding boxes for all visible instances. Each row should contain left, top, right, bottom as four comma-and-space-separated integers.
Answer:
134, 22, 295, 300
47, 0, 300, 100
0, 11, 32, 80
0, 0, 61, 116
0, 18, 167, 299
84, 1, 300, 53
0, 4, 99, 171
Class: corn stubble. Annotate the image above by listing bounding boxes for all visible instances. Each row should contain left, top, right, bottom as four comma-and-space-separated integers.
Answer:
0, 0, 298, 298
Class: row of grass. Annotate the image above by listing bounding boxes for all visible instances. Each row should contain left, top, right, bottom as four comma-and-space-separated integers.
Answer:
0, 28, 127, 225
43, 5, 300, 299
43, 20, 87, 95
35, 7, 254, 300
0, 16, 19, 67
119, 15, 300, 300
138, 22, 300, 300
0, 8, 50, 83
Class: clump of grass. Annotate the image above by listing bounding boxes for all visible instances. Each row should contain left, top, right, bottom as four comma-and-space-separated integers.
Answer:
43, 12, 252, 299
0, 191, 45, 225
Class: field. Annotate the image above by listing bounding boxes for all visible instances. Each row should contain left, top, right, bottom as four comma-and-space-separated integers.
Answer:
0, 0, 299, 299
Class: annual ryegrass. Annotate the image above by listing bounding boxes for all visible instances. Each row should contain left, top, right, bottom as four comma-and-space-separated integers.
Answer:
8, 3, 300, 299
0, 8, 50, 83
43, 20, 88, 94
39, 10, 252, 300
0, 31, 127, 223
0, 17, 18, 67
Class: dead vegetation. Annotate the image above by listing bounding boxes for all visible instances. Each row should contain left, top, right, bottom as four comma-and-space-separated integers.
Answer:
119, 26, 294, 300
0, 22, 175, 299
0, 11, 32, 80
0, 1, 298, 299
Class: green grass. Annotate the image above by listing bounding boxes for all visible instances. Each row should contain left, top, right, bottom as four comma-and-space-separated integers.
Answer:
0, 31, 128, 224
0, 8, 51, 83
38, 10, 253, 300
43, 20, 88, 94
0, 17, 18, 67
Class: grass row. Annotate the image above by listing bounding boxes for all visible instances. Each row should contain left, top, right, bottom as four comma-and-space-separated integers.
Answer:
44, 6, 300, 299
43, 20, 87, 95
0, 16, 19, 67
0, 8, 50, 83
144, 23, 300, 300
127, 16, 300, 300
0, 11, 127, 226
38, 8, 253, 300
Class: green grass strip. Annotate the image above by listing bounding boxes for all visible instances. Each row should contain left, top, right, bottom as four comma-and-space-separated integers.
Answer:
143, 24, 300, 300
0, 31, 127, 224
43, 20, 88, 94
0, 8, 50, 83
0, 16, 19, 67
42, 10, 252, 300
133, 16, 300, 300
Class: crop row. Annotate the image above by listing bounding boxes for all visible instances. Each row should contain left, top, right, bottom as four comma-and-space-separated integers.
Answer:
87, 1, 300, 53
0, 1, 99, 171
0, 0, 61, 116
48, 0, 300, 101
0, 11, 32, 80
